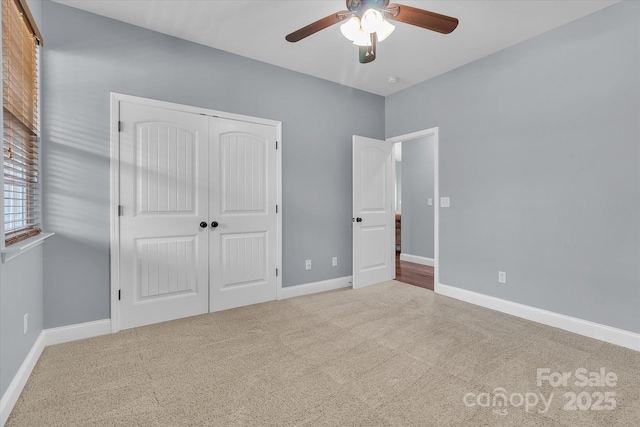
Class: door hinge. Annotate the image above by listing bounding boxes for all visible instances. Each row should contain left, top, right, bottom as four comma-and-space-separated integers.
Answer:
276, 205, 278, 213
118, 289, 121, 300
276, 268, 279, 277
118, 121, 122, 132
118, 205, 124, 216
275, 141, 278, 150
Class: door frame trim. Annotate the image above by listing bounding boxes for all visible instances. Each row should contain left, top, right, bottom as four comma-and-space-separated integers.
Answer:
109, 93, 283, 333
386, 127, 439, 288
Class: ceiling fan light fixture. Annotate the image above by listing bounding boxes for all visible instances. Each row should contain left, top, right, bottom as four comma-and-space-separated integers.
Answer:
352, 29, 372, 47
284, 1, 459, 64
376, 19, 395, 42
360, 8, 383, 33
340, 16, 360, 41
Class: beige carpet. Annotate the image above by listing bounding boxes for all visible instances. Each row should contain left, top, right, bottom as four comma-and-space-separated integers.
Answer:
7, 281, 640, 426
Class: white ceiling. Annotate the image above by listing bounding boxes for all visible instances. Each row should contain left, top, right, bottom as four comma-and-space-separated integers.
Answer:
52, 0, 619, 96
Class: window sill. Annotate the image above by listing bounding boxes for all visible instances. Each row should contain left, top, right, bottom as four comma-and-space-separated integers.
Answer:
2, 232, 55, 263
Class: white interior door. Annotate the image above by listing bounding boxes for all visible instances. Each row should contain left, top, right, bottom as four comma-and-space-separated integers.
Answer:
209, 118, 278, 311
352, 135, 395, 289
119, 102, 210, 329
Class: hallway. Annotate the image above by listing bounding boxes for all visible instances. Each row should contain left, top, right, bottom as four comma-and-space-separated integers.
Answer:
395, 253, 434, 291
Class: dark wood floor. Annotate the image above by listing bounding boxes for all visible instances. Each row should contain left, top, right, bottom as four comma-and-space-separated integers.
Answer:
395, 252, 434, 291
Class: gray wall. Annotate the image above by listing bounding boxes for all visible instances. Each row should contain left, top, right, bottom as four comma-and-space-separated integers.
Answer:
40, 0, 384, 328
0, 247, 44, 398
401, 136, 435, 259
386, 1, 640, 333
0, 0, 45, 400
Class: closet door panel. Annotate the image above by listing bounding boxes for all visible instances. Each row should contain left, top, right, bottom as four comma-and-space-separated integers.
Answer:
209, 118, 278, 311
119, 102, 209, 330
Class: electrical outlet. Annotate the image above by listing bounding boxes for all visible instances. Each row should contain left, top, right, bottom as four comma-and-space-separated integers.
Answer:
24, 313, 28, 334
305, 259, 312, 270
440, 197, 450, 208
498, 271, 507, 284
332, 257, 338, 267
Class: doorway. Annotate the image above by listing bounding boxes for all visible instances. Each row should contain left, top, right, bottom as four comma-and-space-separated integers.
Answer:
388, 128, 439, 291
110, 94, 282, 331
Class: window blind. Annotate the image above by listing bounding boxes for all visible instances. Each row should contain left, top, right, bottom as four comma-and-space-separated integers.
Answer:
3, 0, 42, 246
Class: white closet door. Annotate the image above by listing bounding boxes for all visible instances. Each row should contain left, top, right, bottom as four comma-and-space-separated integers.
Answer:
209, 118, 278, 311
119, 102, 210, 329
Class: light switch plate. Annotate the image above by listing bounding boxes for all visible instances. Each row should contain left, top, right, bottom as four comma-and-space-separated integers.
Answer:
427, 198, 433, 206
440, 197, 450, 208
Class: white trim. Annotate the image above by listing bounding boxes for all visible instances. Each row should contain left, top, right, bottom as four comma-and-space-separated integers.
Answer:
436, 283, 640, 352
44, 319, 112, 347
275, 123, 283, 300
433, 128, 440, 288
279, 276, 352, 300
387, 128, 437, 144
110, 93, 282, 331
109, 95, 121, 333
391, 148, 397, 282
387, 127, 439, 287
0, 332, 45, 427
1, 233, 54, 263
399, 253, 434, 267
0, 319, 112, 425
111, 93, 279, 126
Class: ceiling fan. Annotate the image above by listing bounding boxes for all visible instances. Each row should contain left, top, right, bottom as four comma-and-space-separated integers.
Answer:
285, 0, 459, 64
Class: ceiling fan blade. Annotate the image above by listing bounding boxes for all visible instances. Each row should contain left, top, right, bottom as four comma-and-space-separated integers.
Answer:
359, 34, 376, 64
285, 10, 350, 42
385, 4, 458, 34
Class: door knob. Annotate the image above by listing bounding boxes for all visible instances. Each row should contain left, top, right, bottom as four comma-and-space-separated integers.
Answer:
356, 217, 363, 223
211, 221, 219, 228
199, 221, 207, 228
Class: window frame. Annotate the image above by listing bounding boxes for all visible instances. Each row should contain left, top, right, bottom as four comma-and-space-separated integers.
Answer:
1, 0, 51, 261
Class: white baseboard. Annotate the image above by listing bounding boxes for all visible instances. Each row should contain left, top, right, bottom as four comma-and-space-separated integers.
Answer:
0, 332, 45, 427
399, 253, 434, 267
1, 319, 112, 426
279, 276, 352, 299
44, 319, 112, 346
436, 283, 640, 352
